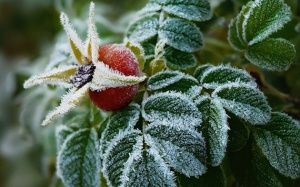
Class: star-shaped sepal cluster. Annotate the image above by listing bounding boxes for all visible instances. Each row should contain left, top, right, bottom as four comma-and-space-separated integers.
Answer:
24, 2, 146, 126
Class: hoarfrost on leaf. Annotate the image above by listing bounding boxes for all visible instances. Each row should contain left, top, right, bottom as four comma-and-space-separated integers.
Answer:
242, 0, 292, 45
199, 65, 256, 89
56, 125, 74, 153
123, 148, 177, 187
102, 130, 143, 187
212, 83, 271, 125
158, 17, 203, 52
126, 13, 160, 43
164, 46, 197, 70
194, 64, 214, 80
245, 38, 296, 71
195, 96, 228, 166
145, 122, 207, 177
147, 70, 202, 98
142, 92, 202, 128
253, 112, 300, 178
57, 128, 100, 187
100, 104, 140, 154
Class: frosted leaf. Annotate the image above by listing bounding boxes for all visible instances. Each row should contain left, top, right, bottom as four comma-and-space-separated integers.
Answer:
147, 70, 201, 98
60, 13, 86, 64
55, 125, 74, 153
158, 18, 203, 52
164, 46, 197, 70
228, 2, 253, 50
231, 142, 282, 186
142, 92, 202, 128
85, 2, 99, 65
126, 13, 159, 43
227, 113, 250, 152
145, 122, 207, 176
147, 70, 184, 90
42, 83, 90, 126
245, 38, 296, 71
153, 0, 212, 22
23, 65, 77, 89
100, 104, 140, 155
123, 148, 176, 187
195, 96, 228, 166
212, 83, 271, 125
138, 2, 162, 15
102, 130, 143, 187
243, 0, 292, 45
194, 64, 214, 80
57, 128, 100, 187
253, 112, 300, 178
90, 62, 146, 91
200, 65, 256, 89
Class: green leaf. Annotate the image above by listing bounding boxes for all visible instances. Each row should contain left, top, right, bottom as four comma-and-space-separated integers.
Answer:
194, 64, 214, 80
243, 0, 292, 45
145, 122, 207, 176
195, 96, 228, 166
177, 166, 225, 187
253, 112, 300, 178
142, 92, 202, 128
164, 46, 197, 70
57, 128, 100, 187
230, 141, 283, 187
55, 125, 74, 153
245, 38, 296, 71
228, 2, 254, 50
212, 83, 271, 125
199, 65, 256, 89
126, 13, 159, 43
141, 0, 211, 22
102, 130, 143, 187
125, 148, 177, 187
147, 70, 202, 98
227, 113, 250, 152
100, 104, 140, 154
158, 18, 203, 52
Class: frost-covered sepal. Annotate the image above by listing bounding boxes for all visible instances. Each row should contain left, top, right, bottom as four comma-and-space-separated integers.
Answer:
57, 128, 100, 187
212, 83, 271, 125
253, 112, 300, 178
102, 130, 143, 187
245, 38, 296, 71
90, 63, 146, 91
158, 18, 203, 52
142, 92, 202, 128
126, 13, 159, 43
145, 122, 207, 177
123, 148, 177, 187
41, 83, 90, 126
23, 65, 77, 89
195, 96, 228, 166
147, 70, 202, 98
199, 65, 256, 89
100, 104, 141, 155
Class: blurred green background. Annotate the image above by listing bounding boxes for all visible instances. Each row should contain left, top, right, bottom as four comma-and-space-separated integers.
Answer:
0, 0, 299, 186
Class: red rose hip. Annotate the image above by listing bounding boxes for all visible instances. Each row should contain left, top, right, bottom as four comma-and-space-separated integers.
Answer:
89, 44, 140, 111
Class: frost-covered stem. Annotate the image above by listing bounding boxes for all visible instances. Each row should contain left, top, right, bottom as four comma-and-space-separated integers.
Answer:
159, 10, 165, 26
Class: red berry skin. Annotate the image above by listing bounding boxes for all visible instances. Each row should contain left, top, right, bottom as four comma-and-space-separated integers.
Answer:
89, 44, 140, 111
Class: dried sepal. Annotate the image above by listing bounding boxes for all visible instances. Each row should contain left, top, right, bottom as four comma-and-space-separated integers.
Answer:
41, 83, 91, 126
86, 2, 99, 64
60, 13, 86, 64
23, 65, 77, 89
90, 63, 146, 91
